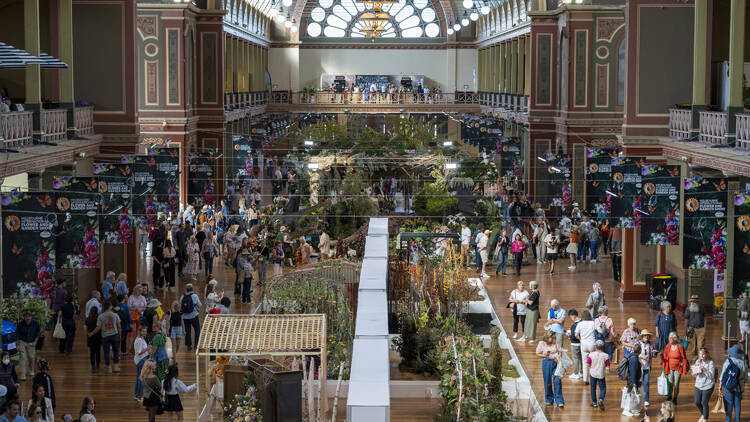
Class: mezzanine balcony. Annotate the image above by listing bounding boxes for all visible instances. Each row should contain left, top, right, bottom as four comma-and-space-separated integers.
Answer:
0, 105, 95, 150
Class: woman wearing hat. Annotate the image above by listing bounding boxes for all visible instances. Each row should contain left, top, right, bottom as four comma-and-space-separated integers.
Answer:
638, 329, 657, 406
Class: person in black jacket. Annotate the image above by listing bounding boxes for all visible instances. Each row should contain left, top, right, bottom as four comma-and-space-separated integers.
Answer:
31, 359, 55, 409
623, 343, 643, 417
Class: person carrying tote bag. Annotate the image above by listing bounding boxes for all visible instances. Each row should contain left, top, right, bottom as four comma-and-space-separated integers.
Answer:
53, 315, 66, 340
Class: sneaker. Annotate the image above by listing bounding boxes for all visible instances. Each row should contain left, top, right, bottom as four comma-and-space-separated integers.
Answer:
557, 404, 564, 409
643, 401, 649, 407
590, 402, 598, 408
515, 337, 527, 343
512, 333, 518, 339
621, 410, 632, 417
597, 400, 604, 411
528, 339, 537, 344
568, 373, 581, 379
591, 259, 597, 263
569, 266, 576, 270
567, 265, 575, 269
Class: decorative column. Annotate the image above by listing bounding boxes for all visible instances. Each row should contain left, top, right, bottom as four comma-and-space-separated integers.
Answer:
224, 35, 232, 95
497, 42, 504, 93
518, 36, 526, 96
619, 228, 648, 301
724, 180, 740, 340
510, 38, 518, 102
58, 0, 76, 137
504, 40, 511, 96
525, 34, 531, 97
727, 0, 746, 144
491, 45, 498, 94
25, 0, 42, 133
690, 0, 710, 138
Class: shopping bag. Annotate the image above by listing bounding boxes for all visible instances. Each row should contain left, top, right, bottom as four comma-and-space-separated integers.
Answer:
560, 350, 573, 369
628, 389, 642, 413
712, 390, 726, 414
657, 373, 670, 396
553, 362, 566, 378
52, 319, 65, 339
620, 387, 629, 409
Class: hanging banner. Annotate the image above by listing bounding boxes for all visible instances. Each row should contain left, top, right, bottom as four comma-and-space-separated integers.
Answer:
610, 156, 644, 228
732, 191, 750, 297
543, 151, 572, 207
639, 164, 681, 245
585, 148, 614, 220
133, 148, 180, 228
232, 136, 254, 184
52, 176, 100, 269
683, 177, 727, 269
187, 153, 215, 207
498, 137, 522, 180
1, 191, 56, 298
95, 161, 134, 244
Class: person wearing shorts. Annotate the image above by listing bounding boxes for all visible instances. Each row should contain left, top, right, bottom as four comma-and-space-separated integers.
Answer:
460, 221, 471, 267
168, 301, 184, 358
544, 230, 560, 275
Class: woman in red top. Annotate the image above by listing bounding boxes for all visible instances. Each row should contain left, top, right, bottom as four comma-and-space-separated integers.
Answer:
661, 331, 688, 403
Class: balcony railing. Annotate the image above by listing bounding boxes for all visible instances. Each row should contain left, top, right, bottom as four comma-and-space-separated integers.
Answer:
0, 111, 33, 148
268, 91, 479, 105
736, 114, 750, 150
74, 106, 94, 136
698, 110, 727, 145
41, 109, 67, 142
478, 92, 529, 111
668, 108, 691, 139
225, 92, 268, 110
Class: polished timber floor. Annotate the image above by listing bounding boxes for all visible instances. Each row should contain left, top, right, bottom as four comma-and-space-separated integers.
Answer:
16, 252, 749, 421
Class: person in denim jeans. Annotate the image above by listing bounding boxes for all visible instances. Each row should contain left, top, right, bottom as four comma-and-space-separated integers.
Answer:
638, 330, 657, 406
494, 229, 510, 276
88, 302, 121, 374
588, 224, 601, 263
536, 332, 565, 408
181, 284, 202, 351
587, 340, 610, 411
133, 327, 149, 400
720, 344, 747, 422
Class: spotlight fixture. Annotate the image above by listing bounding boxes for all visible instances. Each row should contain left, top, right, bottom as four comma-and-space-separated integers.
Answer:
461, 11, 469, 26
480, 1, 490, 15
443, 141, 453, 147
275, 7, 286, 22
285, 18, 292, 28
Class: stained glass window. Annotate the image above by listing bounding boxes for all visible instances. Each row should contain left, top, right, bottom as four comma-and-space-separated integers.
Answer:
305, 0, 441, 38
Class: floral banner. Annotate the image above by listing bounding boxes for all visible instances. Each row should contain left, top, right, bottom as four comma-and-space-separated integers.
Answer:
232, 136, 254, 184
498, 137, 522, 180
459, 115, 502, 153
132, 148, 180, 229
95, 161, 134, 244
639, 164, 681, 245
585, 148, 614, 220
187, 153, 215, 208
543, 151, 571, 207
1, 191, 56, 298
733, 191, 750, 297
683, 177, 727, 270
610, 156, 644, 228
52, 176, 100, 269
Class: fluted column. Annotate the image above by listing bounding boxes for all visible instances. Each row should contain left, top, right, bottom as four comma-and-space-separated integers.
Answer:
727, 0, 746, 143
58, 0, 76, 136
517, 36, 525, 95
498, 42, 505, 94
25, 0, 42, 132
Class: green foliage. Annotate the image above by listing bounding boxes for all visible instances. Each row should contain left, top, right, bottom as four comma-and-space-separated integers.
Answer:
413, 182, 458, 218
0, 297, 53, 325
487, 326, 503, 395
474, 198, 495, 218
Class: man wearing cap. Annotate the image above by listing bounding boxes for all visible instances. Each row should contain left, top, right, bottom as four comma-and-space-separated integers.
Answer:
684, 294, 706, 358
638, 329, 657, 406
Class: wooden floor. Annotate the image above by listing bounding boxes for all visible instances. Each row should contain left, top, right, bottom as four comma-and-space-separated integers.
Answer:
19, 249, 748, 422
484, 254, 749, 422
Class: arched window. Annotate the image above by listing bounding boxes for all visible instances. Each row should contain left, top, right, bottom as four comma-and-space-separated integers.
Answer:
305, 0, 441, 38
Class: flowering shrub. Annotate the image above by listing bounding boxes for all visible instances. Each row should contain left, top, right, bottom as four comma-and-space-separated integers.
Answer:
224, 386, 262, 422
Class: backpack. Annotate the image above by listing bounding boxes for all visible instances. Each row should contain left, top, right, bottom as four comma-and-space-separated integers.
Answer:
721, 358, 741, 391
181, 293, 195, 315
617, 357, 630, 381
594, 320, 608, 342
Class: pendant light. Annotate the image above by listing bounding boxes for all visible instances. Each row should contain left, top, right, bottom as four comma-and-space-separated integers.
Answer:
480, 1, 490, 15
290, 18, 298, 32
462, 0, 472, 8
282, 0, 292, 6
453, 20, 461, 31
470, 6, 479, 21
461, 10, 469, 26
275, 6, 286, 23
447, 27, 454, 35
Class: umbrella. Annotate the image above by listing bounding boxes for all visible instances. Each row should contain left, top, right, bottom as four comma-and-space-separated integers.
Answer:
0, 42, 68, 69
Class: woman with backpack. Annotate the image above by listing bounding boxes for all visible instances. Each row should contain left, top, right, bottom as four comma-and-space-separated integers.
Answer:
720, 344, 747, 422
692, 347, 715, 422
655, 301, 677, 352
141, 360, 162, 422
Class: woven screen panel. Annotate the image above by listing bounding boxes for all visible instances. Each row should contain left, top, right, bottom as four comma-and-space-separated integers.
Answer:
196, 314, 326, 353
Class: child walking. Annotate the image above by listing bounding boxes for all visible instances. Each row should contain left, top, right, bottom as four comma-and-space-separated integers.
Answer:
163, 364, 197, 422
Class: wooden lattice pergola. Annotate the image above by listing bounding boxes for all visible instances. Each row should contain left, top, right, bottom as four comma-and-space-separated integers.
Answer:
195, 314, 328, 419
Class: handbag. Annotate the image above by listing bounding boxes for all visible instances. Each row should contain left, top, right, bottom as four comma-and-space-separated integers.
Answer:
53, 317, 66, 340
657, 372, 671, 396
144, 378, 166, 415
712, 389, 726, 414
560, 350, 573, 369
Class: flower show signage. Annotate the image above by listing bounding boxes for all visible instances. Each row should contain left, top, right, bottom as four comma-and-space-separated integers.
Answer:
52, 176, 100, 269
187, 153, 215, 207
133, 148, 179, 228
682, 177, 727, 270
499, 137, 521, 180
1, 191, 56, 297
733, 191, 750, 297
610, 156, 644, 228
639, 164, 681, 245
585, 148, 613, 219
95, 161, 134, 244
232, 136, 254, 183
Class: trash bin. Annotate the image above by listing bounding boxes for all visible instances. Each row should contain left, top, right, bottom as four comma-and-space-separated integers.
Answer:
646, 274, 676, 310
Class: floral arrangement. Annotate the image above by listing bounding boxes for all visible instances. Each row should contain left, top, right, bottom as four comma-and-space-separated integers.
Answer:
118, 207, 133, 243
224, 386, 262, 422
0, 297, 53, 325
561, 181, 571, 208
646, 209, 680, 245
52, 176, 72, 190
168, 183, 179, 213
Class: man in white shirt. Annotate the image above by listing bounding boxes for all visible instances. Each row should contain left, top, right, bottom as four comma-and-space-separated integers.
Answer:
477, 229, 490, 278
544, 229, 560, 275
460, 221, 471, 267
85, 291, 102, 318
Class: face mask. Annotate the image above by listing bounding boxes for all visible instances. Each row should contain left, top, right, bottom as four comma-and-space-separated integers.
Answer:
2, 360, 9, 365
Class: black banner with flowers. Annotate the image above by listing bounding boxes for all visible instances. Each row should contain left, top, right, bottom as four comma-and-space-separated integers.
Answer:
95, 162, 134, 244
132, 148, 180, 229
232, 136, 255, 185
585, 148, 614, 218
639, 164, 681, 245
188, 153, 215, 208
1, 191, 57, 297
734, 191, 750, 297
52, 176, 100, 269
498, 137, 522, 180
683, 177, 727, 270
542, 152, 572, 208
610, 156, 644, 228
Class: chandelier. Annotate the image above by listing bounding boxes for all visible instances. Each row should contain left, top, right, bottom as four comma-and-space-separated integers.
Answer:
356, 0, 397, 41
